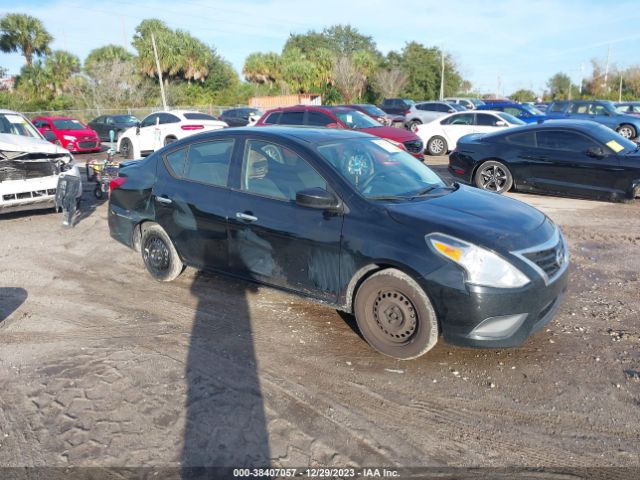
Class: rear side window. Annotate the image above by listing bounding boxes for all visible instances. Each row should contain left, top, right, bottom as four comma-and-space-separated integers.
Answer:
165, 147, 188, 177
182, 139, 235, 187
183, 113, 217, 120
279, 111, 305, 125
505, 131, 536, 147
263, 112, 280, 124
307, 111, 335, 126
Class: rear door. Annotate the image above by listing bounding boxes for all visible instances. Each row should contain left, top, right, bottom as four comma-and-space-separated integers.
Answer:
152, 138, 237, 269
226, 138, 344, 302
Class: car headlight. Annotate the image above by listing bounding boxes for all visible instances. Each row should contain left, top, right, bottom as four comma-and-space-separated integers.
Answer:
63, 135, 76, 141
426, 233, 530, 288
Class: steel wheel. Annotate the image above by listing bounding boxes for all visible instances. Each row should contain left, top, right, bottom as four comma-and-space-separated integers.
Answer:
474, 160, 514, 194
120, 138, 133, 159
140, 223, 184, 282
372, 290, 418, 343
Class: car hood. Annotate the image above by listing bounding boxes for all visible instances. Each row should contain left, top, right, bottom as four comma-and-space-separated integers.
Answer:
58, 128, 97, 137
358, 125, 419, 142
386, 184, 553, 251
0, 133, 70, 155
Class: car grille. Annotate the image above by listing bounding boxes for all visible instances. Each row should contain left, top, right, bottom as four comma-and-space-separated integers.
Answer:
78, 141, 98, 149
0, 159, 58, 182
403, 139, 424, 154
521, 238, 567, 280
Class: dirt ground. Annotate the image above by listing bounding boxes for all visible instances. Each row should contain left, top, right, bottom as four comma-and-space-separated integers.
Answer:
0, 151, 639, 477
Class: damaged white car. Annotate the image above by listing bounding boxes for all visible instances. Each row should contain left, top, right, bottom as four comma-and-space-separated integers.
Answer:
0, 110, 79, 214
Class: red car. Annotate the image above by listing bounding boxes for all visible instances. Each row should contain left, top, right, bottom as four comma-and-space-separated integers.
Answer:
255, 105, 424, 159
341, 104, 405, 128
32, 116, 101, 153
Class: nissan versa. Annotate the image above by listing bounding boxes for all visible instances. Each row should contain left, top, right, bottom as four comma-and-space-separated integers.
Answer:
108, 127, 569, 359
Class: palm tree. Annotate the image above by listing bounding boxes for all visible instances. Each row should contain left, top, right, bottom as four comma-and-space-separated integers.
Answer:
85, 44, 133, 76
0, 13, 53, 67
44, 50, 80, 95
243, 52, 281, 88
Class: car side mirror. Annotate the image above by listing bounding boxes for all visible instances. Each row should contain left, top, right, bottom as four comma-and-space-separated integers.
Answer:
135, 122, 141, 135
326, 123, 342, 129
296, 187, 340, 210
495, 120, 508, 127
586, 146, 605, 159
448, 109, 455, 113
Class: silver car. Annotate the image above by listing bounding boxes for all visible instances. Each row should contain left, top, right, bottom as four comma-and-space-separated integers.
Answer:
445, 97, 485, 110
405, 102, 465, 131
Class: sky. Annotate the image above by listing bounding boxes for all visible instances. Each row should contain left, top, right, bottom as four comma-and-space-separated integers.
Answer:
2, 0, 640, 96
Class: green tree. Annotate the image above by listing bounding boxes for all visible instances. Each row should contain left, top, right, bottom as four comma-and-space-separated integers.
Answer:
243, 52, 281, 88
85, 45, 133, 75
547, 72, 577, 100
510, 89, 536, 102
44, 50, 80, 94
0, 13, 53, 67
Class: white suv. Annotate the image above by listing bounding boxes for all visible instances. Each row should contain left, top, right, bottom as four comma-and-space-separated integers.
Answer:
0, 110, 77, 214
117, 110, 228, 159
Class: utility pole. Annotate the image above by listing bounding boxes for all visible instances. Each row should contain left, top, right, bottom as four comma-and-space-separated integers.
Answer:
579, 63, 584, 95
151, 33, 168, 111
619, 75, 623, 102
603, 44, 611, 93
439, 50, 445, 101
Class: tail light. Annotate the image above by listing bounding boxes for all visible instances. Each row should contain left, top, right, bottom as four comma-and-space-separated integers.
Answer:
181, 124, 204, 131
109, 177, 127, 193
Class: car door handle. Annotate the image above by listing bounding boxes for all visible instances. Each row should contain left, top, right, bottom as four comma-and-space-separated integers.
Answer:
155, 196, 172, 204
519, 154, 548, 161
236, 212, 258, 222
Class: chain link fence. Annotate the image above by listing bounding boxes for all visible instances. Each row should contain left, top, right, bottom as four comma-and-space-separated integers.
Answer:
21, 105, 237, 123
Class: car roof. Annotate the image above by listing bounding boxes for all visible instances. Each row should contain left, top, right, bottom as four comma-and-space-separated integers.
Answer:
190, 126, 371, 145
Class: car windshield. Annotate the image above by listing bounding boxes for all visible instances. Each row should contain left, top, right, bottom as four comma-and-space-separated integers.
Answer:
589, 123, 638, 152
471, 99, 485, 106
522, 104, 543, 115
497, 113, 526, 125
316, 138, 446, 199
360, 104, 387, 116
333, 110, 381, 129
450, 103, 467, 111
113, 115, 138, 123
52, 119, 85, 130
0, 113, 42, 138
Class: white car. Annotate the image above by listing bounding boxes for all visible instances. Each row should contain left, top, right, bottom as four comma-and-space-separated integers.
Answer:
0, 109, 77, 214
117, 110, 228, 159
416, 110, 525, 156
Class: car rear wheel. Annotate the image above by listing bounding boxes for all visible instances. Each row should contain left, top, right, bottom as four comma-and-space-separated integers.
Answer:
616, 124, 637, 139
140, 223, 184, 282
408, 119, 422, 132
120, 138, 133, 160
474, 160, 513, 194
354, 268, 439, 360
164, 136, 177, 146
427, 136, 448, 156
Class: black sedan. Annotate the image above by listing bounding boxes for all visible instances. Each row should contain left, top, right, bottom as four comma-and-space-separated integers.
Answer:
218, 107, 262, 127
108, 127, 568, 359
449, 120, 640, 201
88, 114, 139, 142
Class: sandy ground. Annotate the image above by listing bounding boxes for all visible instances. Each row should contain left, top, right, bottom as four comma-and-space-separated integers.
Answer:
0, 152, 639, 476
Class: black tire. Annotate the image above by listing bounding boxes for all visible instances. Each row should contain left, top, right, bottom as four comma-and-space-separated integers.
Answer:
427, 136, 448, 156
120, 138, 133, 159
164, 136, 177, 146
474, 160, 513, 194
140, 223, 184, 282
408, 119, 422, 132
616, 124, 637, 140
354, 268, 439, 360
94, 187, 103, 199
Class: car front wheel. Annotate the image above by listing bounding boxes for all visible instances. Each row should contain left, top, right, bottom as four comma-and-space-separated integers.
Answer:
408, 119, 422, 132
474, 160, 513, 194
120, 138, 133, 160
140, 223, 184, 282
354, 268, 439, 360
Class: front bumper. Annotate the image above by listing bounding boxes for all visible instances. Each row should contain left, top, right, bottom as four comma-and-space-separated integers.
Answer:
425, 266, 569, 348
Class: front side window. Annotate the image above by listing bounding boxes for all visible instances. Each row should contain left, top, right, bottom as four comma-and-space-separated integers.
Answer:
475, 113, 501, 126
333, 110, 380, 129
505, 131, 536, 147
570, 103, 589, 114
417, 103, 435, 111
182, 139, 234, 187
504, 107, 524, 117
549, 102, 568, 113
141, 114, 159, 128
241, 140, 326, 201
442, 113, 474, 125
316, 138, 444, 199
307, 111, 335, 127
536, 130, 598, 152
158, 113, 180, 124
589, 103, 609, 116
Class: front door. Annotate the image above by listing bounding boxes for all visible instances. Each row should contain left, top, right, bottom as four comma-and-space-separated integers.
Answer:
138, 114, 160, 154
226, 138, 344, 302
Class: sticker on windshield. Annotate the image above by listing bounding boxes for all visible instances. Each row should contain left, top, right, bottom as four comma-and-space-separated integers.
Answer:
372, 139, 402, 153
606, 140, 624, 153
5, 114, 27, 124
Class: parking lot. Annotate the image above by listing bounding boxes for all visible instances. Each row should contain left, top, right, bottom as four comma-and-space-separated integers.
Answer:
0, 152, 639, 473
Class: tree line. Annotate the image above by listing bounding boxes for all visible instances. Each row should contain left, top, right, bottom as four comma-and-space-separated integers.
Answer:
0, 13, 466, 113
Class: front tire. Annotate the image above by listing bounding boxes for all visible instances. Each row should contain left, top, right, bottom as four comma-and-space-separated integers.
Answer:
354, 268, 439, 360
120, 138, 133, 160
474, 160, 513, 194
164, 136, 177, 146
408, 119, 422, 132
616, 124, 637, 140
427, 136, 448, 156
140, 223, 184, 282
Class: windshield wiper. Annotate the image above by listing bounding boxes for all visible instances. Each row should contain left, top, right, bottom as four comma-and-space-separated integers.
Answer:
368, 194, 410, 201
